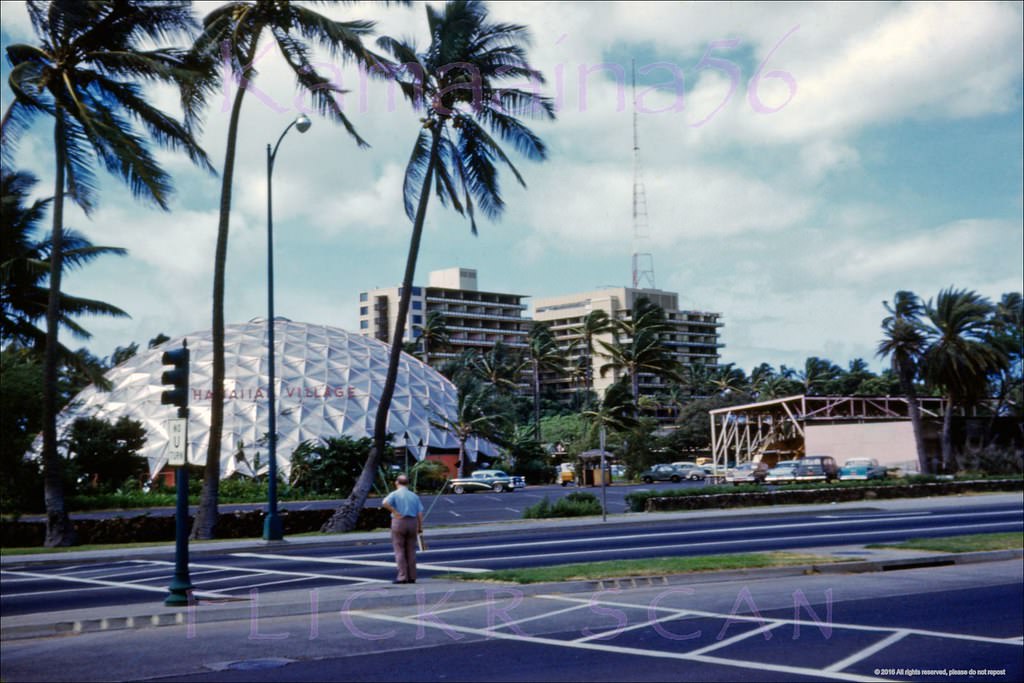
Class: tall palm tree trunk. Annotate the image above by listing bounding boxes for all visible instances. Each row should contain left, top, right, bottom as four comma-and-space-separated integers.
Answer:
41, 113, 75, 547
533, 360, 541, 440
323, 126, 442, 532
192, 63, 252, 540
457, 436, 466, 478
941, 398, 955, 473
897, 365, 929, 474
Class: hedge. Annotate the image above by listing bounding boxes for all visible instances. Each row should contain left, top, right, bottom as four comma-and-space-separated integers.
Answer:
635, 478, 1024, 513
1, 507, 391, 548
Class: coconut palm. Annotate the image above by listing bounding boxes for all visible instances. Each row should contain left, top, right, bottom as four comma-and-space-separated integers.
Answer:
3, 0, 211, 545
921, 287, 1006, 471
877, 290, 930, 473
568, 309, 613, 400
431, 378, 502, 478
322, 0, 553, 532
708, 363, 749, 396
471, 341, 525, 394
598, 298, 678, 406
988, 292, 1023, 418
188, 0, 383, 539
413, 310, 450, 366
525, 322, 564, 440
1, 170, 129, 351
797, 356, 841, 396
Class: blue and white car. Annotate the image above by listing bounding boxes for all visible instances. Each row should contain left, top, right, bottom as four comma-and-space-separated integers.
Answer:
839, 458, 887, 481
765, 460, 801, 484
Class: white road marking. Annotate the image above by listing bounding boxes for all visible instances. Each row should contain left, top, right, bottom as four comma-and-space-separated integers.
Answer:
343, 609, 883, 682
487, 602, 592, 631
573, 607, 700, 643
825, 630, 911, 673
1, 569, 230, 599
685, 622, 785, 657
541, 595, 1024, 647
231, 552, 491, 574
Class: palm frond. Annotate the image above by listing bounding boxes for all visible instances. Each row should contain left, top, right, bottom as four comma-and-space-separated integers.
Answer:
402, 128, 433, 219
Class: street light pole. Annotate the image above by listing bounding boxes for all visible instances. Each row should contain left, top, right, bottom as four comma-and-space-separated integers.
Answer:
264, 114, 311, 541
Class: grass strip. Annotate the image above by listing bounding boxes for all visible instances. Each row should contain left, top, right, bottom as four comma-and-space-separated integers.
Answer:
867, 532, 1023, 554
440, 551, 858, 584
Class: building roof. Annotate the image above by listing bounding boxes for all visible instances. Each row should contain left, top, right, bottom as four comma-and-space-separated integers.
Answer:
49, 319, 497, 479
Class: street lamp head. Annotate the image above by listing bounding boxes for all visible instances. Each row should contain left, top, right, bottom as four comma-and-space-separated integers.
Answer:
295, 114, 312, 133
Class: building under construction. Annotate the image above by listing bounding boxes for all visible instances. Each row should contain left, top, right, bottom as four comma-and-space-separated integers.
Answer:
708, 395, 951, 475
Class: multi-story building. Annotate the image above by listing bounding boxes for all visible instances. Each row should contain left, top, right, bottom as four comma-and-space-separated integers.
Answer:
532, 286, 723, 400
358, 267, 530, 364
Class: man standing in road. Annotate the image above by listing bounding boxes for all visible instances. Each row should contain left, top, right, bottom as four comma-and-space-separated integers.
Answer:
381, 474, 424, 584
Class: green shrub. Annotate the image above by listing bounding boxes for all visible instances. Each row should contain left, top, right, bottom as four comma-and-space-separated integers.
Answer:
524, 492, 602, 518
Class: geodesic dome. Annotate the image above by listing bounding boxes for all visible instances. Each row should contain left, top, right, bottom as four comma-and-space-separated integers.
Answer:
50, 319, 497, 479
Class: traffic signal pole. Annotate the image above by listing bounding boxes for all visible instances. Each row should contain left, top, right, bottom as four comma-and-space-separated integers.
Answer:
162, 341, 193, 607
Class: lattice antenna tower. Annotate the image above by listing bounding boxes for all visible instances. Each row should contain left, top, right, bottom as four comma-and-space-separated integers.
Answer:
631, 60, 656, 290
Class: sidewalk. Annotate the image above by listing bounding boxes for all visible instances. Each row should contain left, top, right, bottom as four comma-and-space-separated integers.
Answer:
3, 494, 1021, 642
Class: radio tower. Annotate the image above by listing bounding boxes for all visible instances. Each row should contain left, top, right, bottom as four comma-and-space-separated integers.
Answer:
631, 60, 656, 290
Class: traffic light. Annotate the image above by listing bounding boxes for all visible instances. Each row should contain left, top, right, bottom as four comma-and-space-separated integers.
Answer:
160, 344, 190, 409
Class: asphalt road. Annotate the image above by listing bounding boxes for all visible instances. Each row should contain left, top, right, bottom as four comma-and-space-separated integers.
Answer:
16, 480, 703, 524
4, 558, 1021, 682
3, 497, 1020, 619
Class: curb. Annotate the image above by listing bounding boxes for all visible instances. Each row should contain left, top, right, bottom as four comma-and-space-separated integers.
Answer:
4, 548, 1021, 642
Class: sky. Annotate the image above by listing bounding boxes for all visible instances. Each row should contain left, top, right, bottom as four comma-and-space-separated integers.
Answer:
2, 1, 1022, 376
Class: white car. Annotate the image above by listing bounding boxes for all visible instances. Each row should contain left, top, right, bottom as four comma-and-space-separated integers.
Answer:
765, 460, 801, 484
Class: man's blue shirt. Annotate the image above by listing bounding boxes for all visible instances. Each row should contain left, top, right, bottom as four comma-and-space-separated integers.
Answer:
383, 486, 423, 518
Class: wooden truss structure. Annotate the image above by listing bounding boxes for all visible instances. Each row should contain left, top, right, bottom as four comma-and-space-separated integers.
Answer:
709, 395, 948, 471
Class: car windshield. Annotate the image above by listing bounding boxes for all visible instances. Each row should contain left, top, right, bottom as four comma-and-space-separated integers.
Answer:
844, 460, 871, 467
773, 461, 798, 469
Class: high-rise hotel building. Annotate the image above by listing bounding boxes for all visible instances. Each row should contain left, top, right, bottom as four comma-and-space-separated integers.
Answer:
357, 267, 530, 364
532, 287, 724, 399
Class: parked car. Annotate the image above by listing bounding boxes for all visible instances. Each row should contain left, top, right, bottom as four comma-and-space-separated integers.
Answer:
725, 461, 770, 485
765, 460, 801, 484
640, 464, 690, 483
839, 458, 887, 481
793, 455, 840, 482
671, 461, 699, 469
678, 466, 706, 481
448, 470, 518, 494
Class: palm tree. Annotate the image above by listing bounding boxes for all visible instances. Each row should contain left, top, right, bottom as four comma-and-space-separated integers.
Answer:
748, 362, 777, 398
525, 322, 564, 440
2, 170, 129, 351
598, 299, 678, 407
569, 309, 613, 401
431, 379, 501, 478
322, 0, 553, 532
921, 287, 1006, 472
471, 341, 525, 394
188, 0, 383, 539
4, 0, 211, 545
877, 290, 930, 473
413, 311, 450, 366
798, 356, 841, 396
988, 292, 1023, 418
708, 363, 749, 396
